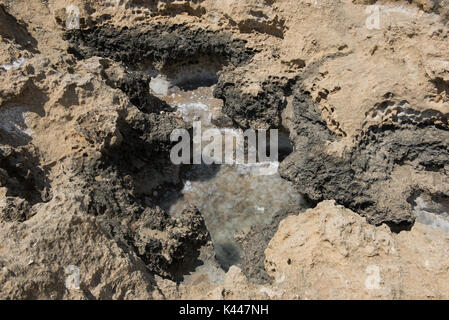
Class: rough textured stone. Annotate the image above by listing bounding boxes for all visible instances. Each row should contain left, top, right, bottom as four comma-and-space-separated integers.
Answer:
0, 0, 448, 300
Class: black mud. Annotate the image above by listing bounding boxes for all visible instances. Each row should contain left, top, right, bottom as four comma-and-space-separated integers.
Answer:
214, 73, 298, 129
64, 23, 256, 69
279, 88, 449, 231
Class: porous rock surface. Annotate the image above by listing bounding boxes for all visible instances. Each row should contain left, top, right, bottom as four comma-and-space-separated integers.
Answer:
0, 0, 448, 299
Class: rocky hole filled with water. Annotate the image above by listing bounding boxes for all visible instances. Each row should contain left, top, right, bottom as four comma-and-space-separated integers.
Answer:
148, 65, 307, 271
62, 25, 311, 282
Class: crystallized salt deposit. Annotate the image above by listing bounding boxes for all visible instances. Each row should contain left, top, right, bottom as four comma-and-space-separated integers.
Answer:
236, 161, 280, 176
0, 106, 33, 138
176, 102, 212, 125
413, 195, 449, 233
1, 58, 27, 71
149, 75, 171, 96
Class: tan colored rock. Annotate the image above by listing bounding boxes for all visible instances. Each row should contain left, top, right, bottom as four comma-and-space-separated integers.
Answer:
265, 201, 449, 299
0, 197, 155, 300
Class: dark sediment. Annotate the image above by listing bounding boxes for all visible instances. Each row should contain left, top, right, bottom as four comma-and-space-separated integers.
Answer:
63, 23, 256, 69
237, 208, 302, 284
279, 88, 449, 231
214, 73, 298, 129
